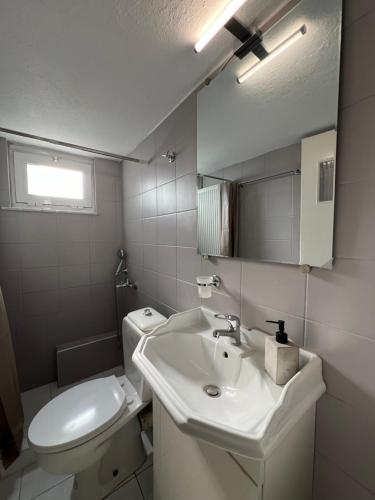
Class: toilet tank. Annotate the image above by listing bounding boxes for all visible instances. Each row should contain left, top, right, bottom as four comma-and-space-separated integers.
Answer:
122, 307, 166, 402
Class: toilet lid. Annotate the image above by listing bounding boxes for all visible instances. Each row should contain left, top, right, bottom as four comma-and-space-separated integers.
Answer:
28, 376, 127, 453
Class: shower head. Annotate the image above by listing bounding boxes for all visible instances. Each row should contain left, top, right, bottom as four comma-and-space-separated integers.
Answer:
117, 249, 126, 259
161, 151, 176, 164
115, 249, 127, 277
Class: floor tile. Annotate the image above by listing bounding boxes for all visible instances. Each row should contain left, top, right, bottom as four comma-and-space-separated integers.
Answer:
107, 477, 144, 500
21, 384, 51, 426
0, 471, 21, 500
138, 467, 153, 500
33, 476, 74, 499
1, 443, 36, 479
20, 464, 71, 500
136, 453, 153, 475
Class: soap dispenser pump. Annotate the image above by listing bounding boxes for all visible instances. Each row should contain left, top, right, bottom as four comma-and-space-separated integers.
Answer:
264, 320, 299, 385
266, 320, 288, 344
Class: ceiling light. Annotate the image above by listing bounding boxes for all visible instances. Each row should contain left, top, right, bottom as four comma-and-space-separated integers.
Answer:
194, 0, 248, 54
237, 25, 306, 84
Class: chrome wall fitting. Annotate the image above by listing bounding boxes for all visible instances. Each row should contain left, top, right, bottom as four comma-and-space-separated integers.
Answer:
196, 275, 221, 299
196, 275, 221, 288
162, 151, 176, 164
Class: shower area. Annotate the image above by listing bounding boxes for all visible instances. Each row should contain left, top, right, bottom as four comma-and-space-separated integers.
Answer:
56, 247, 139, 387
0, 145, 134, 392
114, 248, 137, 339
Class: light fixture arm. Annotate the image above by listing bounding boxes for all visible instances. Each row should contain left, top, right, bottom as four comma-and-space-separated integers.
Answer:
195, 0, 303, 87
224, 18, 268, 61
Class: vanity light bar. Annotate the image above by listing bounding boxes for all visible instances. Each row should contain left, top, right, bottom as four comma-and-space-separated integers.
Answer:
194, 0, 248, 53
237, 25, 306, 84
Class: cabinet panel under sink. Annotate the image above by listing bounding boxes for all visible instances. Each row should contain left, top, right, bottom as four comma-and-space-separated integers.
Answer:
153, 395, 261, 500
153, 395, 315, 500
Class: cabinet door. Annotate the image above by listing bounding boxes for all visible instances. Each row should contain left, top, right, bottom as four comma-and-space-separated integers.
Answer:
153, 396, 261, 500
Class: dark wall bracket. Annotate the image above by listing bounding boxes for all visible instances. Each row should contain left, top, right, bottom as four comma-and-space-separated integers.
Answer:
224, 17, 268, 61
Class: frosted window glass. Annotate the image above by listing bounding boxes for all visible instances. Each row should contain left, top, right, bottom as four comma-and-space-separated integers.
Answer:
27, 164, 84, 199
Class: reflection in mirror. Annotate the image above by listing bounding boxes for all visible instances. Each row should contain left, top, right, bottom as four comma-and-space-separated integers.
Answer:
197, 0, 341, 268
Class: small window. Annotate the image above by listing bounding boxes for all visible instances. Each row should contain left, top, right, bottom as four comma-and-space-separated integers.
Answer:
8, 144, 96, 213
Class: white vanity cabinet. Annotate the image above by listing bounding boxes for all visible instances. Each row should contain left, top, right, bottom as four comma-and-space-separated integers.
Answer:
133, 308, 324, 499
153, 396, 315, 500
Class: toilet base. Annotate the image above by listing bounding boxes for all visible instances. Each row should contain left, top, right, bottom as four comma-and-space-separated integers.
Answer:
71, 417, 146, 500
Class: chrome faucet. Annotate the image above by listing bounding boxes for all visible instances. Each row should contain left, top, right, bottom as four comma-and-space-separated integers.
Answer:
213, 314, 241, 346
116, 277, 137, 289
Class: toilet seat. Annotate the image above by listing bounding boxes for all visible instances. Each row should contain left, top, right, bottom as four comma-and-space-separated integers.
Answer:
28, 376, 127, 454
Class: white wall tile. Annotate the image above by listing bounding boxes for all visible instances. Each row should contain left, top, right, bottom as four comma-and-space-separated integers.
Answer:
177, 280, 201, 311
142, 190, 157, 218
203, 290, 241, 318
143, 218, 157, 245
306, 259, 375, 341
157, 181, 176, 215
58, 242, 90, 267
157, 246, 176, 277
305, 320, 375, 408
314, 453, 375, 500
177, 210, 197, 248
176, 174, 196, 212
57, 214, 89, 242
241, 302, 305, 346
177, 247, 201, 284
143, 245, 158, 272
340, 10, 375, 107
315, 394, 375, 494
241, 260, 306, 318
21, 267, 59, 293
157, 274, 177, 310
22, 243, 59, 269
19, 213, 57, 243
143, 270, 158, 297
0, 214, 20, 243
157, 214, 176, 246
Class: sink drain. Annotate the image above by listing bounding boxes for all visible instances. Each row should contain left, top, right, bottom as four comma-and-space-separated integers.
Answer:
203, 384, 221, 398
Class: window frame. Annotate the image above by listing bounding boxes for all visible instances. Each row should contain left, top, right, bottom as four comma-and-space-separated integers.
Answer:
8, 143, 97, 214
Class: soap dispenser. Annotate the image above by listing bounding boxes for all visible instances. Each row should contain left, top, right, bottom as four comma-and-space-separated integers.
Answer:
264, 320, 299, 385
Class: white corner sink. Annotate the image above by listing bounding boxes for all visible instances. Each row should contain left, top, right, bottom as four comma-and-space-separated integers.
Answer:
133, 307, 325, 459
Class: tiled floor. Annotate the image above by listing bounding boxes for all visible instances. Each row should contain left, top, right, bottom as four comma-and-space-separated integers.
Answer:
0, 463, 152, 499
0, 366, 153, 499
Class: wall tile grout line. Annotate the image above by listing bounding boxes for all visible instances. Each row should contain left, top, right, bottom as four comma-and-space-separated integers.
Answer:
305, 316, 375, 345
316, 450, 375, 497
134, 474, 146, 500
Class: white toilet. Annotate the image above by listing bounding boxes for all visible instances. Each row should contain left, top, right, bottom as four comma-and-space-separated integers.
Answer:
28, 307, 166, 500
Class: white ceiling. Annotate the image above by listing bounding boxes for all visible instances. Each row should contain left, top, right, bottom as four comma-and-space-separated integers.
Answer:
197, 0, 342, 174
0, 0, 287, 159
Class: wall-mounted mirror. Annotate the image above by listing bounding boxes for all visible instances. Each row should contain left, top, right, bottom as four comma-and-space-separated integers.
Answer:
197, 0, 341, 268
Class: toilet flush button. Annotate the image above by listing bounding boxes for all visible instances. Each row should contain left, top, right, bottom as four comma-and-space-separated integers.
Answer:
144, 308, 152, 316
